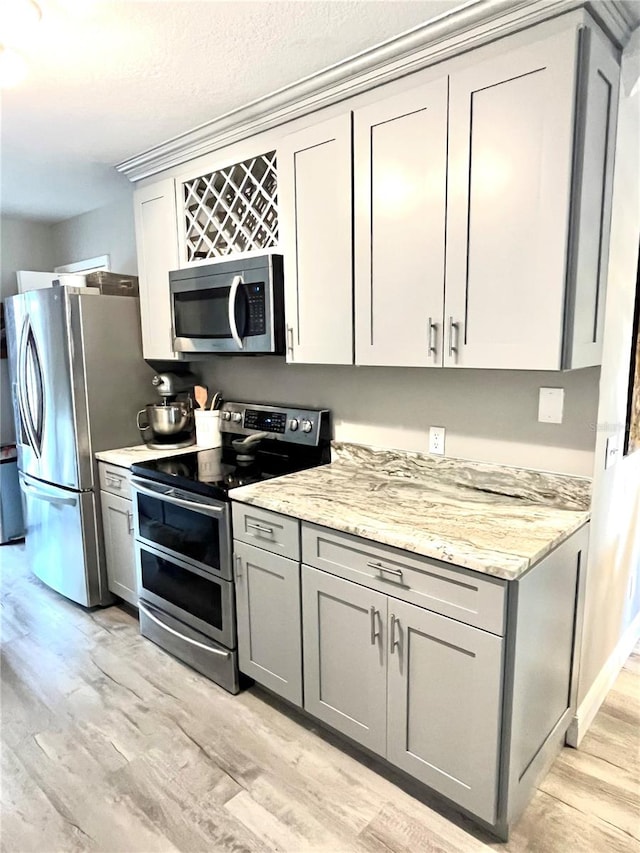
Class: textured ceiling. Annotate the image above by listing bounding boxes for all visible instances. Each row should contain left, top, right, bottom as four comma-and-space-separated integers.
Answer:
0, 0, 465, 222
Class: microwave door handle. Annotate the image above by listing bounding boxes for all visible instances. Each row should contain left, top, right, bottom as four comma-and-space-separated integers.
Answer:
228, 274, 244, 350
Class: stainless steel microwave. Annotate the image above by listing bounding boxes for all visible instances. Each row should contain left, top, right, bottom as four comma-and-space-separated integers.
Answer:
169, 254, 284, 354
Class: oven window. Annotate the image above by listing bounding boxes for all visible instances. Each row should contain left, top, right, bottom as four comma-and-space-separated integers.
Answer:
137, 492, 222, 571
140, 549, 223, 631
174, 286, 247, 339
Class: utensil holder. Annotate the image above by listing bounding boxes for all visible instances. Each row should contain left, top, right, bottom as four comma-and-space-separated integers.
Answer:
195, 409, 221, 448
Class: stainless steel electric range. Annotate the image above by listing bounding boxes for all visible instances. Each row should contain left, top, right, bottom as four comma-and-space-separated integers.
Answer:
130, 400, 331, 694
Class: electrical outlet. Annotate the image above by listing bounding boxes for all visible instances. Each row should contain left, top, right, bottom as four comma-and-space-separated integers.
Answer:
429, 426, 445, 455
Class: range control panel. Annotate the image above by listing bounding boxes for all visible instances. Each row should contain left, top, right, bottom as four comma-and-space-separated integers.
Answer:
220, 402, 330, 446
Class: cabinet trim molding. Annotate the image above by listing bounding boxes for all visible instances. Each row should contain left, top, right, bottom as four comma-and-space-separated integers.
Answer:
116, 1, 631, 182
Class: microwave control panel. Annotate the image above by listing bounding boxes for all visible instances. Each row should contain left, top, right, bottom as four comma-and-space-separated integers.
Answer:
245, 283, 266, 335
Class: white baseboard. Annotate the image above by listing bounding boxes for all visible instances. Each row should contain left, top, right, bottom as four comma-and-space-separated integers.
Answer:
566, 610, 640, 748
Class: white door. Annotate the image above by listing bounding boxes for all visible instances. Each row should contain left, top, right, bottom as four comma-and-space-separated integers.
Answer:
133, 178, 182, 361
16, 272, 57, 292
444, 27, 579, 370
354, 78, 448, 367
278, 113, 353, 364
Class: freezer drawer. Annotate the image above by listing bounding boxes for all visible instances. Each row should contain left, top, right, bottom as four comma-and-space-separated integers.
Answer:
19, 472, 107, 607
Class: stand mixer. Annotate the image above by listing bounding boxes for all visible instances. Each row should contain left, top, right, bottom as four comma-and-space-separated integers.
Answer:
137, 372, 199, 449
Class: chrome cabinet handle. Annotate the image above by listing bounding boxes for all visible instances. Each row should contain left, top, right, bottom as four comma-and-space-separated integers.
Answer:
246, 522, 274, 536
390, 614, 400, 654
370, 606, 381, 645
286, 326, 294, 358
105, 475, 123, 489
235, 554, 242, 581
138, 603, 230, 658
367, 560, 403, 582
448, 317, 459, 358
428, 317, 437, 356
228, 274, 244, 350
127, 511, 134, 533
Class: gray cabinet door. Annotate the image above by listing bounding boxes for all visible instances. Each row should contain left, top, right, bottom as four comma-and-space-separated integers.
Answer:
302, 565, 387, 755
100, 491, 137, 606
445, 27, 579, 370
235, 541, 303, 707
354, 78, 448, 367
387, 599, 503, 823
279, 113, 353, 365
133, 178, 181, 361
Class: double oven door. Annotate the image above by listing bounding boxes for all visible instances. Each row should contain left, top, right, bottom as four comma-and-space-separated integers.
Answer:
131, 477, 235, 650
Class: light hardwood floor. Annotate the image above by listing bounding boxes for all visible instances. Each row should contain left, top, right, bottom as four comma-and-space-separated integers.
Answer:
1, 542, 638, 853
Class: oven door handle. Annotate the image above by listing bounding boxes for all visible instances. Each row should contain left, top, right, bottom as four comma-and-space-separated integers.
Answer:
228, 274, 244, 350
139, 602, 231, 658
131, 478, 226, 515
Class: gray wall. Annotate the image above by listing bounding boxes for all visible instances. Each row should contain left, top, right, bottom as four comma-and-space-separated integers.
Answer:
195, 359, 599, 477
577, 29, 640, 706
1, 215, 55, 299
0, 216, 56, 443
51, 196, 137, 275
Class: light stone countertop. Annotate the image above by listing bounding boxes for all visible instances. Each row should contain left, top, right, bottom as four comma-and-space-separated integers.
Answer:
95, 443, 206, 469
229, 442, 591, 580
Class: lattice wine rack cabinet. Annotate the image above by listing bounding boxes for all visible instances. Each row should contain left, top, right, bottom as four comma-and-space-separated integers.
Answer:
182, 151, 278, 261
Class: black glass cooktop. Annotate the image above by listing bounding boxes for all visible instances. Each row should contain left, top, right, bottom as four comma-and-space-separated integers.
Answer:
131, 443, 329, 501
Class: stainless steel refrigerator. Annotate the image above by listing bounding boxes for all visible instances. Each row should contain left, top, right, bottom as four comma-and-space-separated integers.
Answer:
5, 285, 153, 606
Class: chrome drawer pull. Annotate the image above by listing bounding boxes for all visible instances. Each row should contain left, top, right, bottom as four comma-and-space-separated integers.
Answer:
369, 606, 380, 646
367, 560, 403, 582
127, 511, 134, 533
235, 554, 242, 581
139, 603, 230, 658
246, 522, 274, 536
105, 475, 122, 488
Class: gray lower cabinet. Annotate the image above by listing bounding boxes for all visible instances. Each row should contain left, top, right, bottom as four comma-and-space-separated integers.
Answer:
235, 540, 303, 707
302, 565, 388, 755
100, 490, 137, 605
386, 599, 503, 824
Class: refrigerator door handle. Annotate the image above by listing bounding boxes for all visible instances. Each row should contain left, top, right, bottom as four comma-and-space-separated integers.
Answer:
19, 474, 77, 507
16, 318, 38, 456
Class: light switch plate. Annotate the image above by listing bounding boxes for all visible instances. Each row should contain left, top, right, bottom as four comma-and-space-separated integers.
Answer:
538, 388, 565, 424
605, 434, 620, 469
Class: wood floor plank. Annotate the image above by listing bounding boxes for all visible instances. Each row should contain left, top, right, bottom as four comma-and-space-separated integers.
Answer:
539, 747, 640, 840
2, 542, 639, 853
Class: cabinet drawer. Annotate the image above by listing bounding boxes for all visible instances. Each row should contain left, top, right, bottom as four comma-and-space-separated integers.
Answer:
302, 523, 506, 635
232, 503, 300, 560
98, 463, 132, 500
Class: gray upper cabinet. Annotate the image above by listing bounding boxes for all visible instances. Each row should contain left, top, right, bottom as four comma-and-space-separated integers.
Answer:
100, 490, 137, 606
354, 79, 448, 367
444, 25, 619, 370
278, 114, 354, 364
302, 565, 388, 755
235, 541, 303, 707
386, 599, 503, 824
133, 178, 182, 362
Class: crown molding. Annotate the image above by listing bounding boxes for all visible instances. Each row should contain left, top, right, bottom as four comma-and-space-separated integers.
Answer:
116, 0, 635, 183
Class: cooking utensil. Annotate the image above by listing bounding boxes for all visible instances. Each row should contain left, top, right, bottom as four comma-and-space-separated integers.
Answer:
194, 385, 208, 409
209, 391, 223, 411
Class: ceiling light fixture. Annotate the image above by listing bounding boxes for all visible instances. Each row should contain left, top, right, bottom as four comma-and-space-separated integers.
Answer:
0, 45, 28, 87
0, 0, 41, 43
0, 0, 42, 88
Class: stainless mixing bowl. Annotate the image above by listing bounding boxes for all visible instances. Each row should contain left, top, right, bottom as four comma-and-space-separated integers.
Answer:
137, 402, 193, 437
